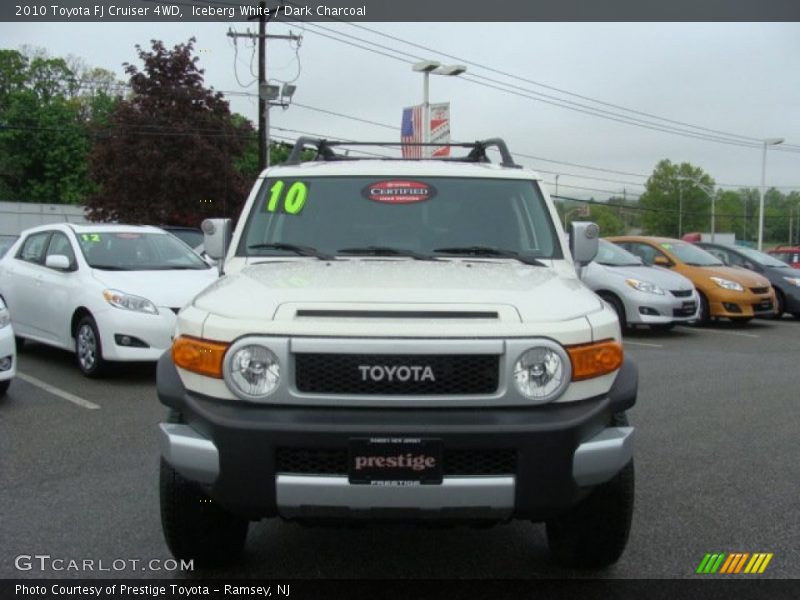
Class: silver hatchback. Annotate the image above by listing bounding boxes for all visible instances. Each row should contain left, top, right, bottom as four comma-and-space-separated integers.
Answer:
581, 240, 699, 329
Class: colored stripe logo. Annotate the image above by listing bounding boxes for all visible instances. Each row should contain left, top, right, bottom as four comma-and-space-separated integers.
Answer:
696, 552, 773, 574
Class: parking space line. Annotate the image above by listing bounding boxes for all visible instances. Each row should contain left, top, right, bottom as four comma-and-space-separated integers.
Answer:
693, 329, 760, 339
624, 341, 663, 348
16, 372, 101, 410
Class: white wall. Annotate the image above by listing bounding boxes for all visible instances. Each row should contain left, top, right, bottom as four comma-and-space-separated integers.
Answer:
0, 202, 90, 235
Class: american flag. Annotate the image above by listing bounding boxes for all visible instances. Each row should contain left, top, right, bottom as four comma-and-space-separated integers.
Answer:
401, 105, 423, 159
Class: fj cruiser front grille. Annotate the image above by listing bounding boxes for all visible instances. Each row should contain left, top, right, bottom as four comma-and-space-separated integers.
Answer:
276, 448, 517, 476
294, 353, 499, 395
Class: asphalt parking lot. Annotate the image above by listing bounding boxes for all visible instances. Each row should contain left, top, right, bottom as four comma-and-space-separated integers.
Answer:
2, 318, 799, 580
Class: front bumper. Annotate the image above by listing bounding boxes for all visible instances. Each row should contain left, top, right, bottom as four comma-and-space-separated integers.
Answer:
0, 326, 16, 382
94, 307, 178, 362
706, 287, 776, 319
624, 290, 698, 325
157, 354, 637, 522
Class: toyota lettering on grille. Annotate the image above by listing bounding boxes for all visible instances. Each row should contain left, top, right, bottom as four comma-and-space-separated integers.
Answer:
358, 365, 436, 383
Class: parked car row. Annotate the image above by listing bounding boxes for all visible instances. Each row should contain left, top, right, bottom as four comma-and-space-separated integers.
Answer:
1, 221, 797, 382
581, 235, 800, 330
0, 224, 217, 377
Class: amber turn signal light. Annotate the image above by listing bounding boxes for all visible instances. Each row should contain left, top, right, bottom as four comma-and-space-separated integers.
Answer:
171, 335, 229, 379
567, 339, 624, 381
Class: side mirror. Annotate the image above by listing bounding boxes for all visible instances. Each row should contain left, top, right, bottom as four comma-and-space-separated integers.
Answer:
45, 254, 72, 271
569, 221, 599, 266
653, 255, 672, 267
201, 219, 232, 261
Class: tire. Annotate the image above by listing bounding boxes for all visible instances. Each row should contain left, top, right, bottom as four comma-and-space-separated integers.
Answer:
160, 459, 249, 568
600, 293, 627, 331
546, 413, 634, 569
773, 288, 785, 318
75, 315, 106, 378
15, 336, 25, 352
0, 379, 9, 397
691, 292, 710, 326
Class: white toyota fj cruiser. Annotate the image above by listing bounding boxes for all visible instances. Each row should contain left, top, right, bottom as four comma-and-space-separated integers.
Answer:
157, 138, 637, 568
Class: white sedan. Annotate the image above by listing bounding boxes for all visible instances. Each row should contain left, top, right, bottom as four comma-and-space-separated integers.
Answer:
0, 296, 15, 396
0, 224, 218, 377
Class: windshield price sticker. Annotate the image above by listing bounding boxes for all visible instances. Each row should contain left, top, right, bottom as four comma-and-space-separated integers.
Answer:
266, 181, 309, 215
80, 234, 101, 242
363, 180, 436, 204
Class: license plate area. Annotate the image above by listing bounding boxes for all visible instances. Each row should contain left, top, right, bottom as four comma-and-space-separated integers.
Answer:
348, 438, 442, 485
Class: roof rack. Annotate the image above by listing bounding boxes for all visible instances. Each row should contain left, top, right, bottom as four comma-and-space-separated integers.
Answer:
284, 137, 520, 168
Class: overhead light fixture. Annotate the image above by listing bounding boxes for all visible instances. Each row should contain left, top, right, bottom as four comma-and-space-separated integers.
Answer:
436, 64, 467, 76
259, 83, 280, 101
412, 60, 441, 73
281, 83, 297, 99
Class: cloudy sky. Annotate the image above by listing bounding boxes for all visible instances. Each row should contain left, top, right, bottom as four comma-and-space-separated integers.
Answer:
2, 20, 799, 200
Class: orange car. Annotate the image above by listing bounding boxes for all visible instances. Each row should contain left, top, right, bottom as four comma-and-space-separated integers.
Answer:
606, 236, 776, 324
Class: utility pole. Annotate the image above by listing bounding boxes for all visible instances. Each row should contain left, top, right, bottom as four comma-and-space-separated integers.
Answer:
228, 3, 300, 171
258, 1, 266, 170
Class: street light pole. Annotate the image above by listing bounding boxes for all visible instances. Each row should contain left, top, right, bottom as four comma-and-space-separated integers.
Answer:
758, 137, 784, 251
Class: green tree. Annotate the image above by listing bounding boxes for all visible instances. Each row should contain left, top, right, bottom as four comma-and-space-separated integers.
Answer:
86, 39, 251, 225
0, 48, 114, 203
638, 160, 715, 237
587, 203, 625, 237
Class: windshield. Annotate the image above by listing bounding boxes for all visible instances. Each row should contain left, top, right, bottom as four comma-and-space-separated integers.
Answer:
662, 241, 723, 266
595, 240, 641, 267
238, 176, 562, 260
77, 232, 209, 270
770, 251, 800, 265
733, 246, 790, 268
166, 229, 204, 249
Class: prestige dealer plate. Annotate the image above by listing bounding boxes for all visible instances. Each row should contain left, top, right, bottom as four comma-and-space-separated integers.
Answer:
348, 438, 443, 485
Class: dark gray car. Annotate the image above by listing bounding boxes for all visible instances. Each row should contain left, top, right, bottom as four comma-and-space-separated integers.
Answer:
696, 242, 800, 318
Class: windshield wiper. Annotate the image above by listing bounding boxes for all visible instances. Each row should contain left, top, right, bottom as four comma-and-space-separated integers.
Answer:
684, 262, 722, 267
337, 246, 439, 261
433, 246, 545, 267
248, 243, 336, 261
597, 261, 642, 267
89, 264, 130, 271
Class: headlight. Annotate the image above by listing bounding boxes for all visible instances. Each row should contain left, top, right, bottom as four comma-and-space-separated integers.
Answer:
782, 276, 800, 287
709, 277, 744, 292
625, 278, 665, 295
224, 343, 281, 400
103, 289, 158, 314
513, 343, 570, 403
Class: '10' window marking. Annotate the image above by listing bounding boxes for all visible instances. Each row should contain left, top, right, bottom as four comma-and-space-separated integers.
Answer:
267, 181, 308, 215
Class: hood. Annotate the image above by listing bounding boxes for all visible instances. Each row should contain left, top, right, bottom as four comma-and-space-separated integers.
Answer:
584, 263, 695, 291
91, 268, 218, 308
676, 264, 771, 288
193, 259, 604, 323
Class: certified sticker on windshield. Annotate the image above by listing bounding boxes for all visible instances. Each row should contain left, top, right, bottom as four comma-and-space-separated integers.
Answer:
363, 180, 436, 204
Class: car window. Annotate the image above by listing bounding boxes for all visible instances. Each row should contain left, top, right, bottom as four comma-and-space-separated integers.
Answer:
624, 242, 664, 266
17, 232, 51, 264
704, 247, 731, 265
0, 235, 18, 257
45, 232, 76, 268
